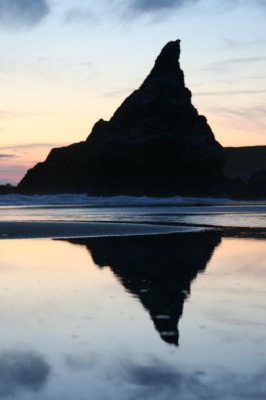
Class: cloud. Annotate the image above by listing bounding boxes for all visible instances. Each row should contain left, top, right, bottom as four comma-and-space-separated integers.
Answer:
0, 154, 16, 160
63, 0, 266, 27
0, 142, 62, 151
221, 37, 266, 50
0, 350, 50, 397
0, 110, 17, 118
220, 105, 266, 120
0, 110, 48, 119
127, 0, 199, 13
211, 0, 266, 11
64, 8, 96, 26
209, 105, 266, 133
119, 0, 266, 19
0, 163, 31, 184
195, 89, 266, 96
247, 0, 266, 8
119, 0, 200, 19
202, 56, 266, 73
219, 56, 266, 65
0, 142, 63, 184
66, 0, 201, 25
0, 0, 50, 30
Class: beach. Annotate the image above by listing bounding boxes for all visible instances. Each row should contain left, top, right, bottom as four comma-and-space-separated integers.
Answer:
0, 195, 265, 239
1, 2, 265, 397
0, 196, 265, 400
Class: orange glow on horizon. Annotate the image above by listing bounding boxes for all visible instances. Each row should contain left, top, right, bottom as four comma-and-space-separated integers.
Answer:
1, 83, 265, 184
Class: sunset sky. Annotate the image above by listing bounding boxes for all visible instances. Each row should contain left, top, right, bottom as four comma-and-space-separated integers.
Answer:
0, 0, 265, 184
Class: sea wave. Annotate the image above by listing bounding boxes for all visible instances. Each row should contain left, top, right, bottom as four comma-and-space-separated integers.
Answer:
0, 193, 234, 207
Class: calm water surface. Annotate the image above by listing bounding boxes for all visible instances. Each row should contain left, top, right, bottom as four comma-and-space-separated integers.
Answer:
0, 233, 266, 399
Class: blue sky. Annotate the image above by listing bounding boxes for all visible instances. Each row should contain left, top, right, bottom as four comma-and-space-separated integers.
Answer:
0, 0, 265, 183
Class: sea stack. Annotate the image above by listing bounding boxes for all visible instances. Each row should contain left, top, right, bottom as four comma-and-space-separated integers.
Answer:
19, 40, 226, 195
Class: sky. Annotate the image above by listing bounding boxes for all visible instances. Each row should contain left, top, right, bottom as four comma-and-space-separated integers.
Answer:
0, 0, 265, 184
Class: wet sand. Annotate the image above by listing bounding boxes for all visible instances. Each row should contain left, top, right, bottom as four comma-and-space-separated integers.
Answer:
0, 221, 206, 240
0, 220, 265, 240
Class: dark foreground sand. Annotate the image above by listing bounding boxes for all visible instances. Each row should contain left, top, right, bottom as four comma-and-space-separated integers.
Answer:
0, 221, 207, 240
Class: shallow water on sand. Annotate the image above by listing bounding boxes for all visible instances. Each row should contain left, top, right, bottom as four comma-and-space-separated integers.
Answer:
0, 204, 266, 228
0, 233, 266, 399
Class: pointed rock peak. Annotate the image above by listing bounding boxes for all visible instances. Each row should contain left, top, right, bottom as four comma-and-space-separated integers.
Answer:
147, 39, 181, 77
18, 39, 228, 197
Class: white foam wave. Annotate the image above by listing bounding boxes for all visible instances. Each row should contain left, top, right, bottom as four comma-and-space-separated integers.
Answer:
0, 193, 233, 207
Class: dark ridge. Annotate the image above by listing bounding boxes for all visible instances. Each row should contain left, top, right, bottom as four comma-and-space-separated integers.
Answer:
224, 146, 266, 182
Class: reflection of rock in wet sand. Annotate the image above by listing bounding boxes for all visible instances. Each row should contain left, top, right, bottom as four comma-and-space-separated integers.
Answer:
68, 232, 221, 346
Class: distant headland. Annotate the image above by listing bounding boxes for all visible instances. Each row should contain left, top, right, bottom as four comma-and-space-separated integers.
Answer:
2, 40, 265, 198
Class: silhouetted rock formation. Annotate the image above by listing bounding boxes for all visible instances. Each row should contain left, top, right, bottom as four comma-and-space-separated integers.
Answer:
223, 146, 266, 198
0, 184, 16, 194
224, 146, 266, 183
68, 231, 221, 346
19, 40, 226, 196
248, 169, 266, 198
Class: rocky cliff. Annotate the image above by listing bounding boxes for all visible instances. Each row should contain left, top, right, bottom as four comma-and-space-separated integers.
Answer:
18, 40, 226, 196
